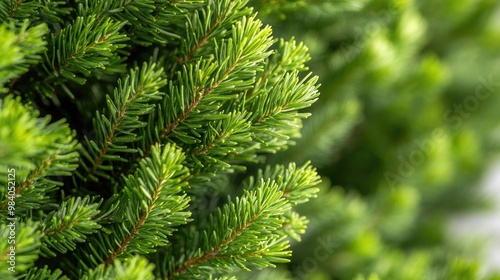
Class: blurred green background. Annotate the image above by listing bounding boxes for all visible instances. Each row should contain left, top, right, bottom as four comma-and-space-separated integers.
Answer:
238, 0, 500, 279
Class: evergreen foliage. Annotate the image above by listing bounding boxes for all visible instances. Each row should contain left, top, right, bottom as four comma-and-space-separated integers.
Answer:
2, 0, 500, 279
0, 0, 320, 279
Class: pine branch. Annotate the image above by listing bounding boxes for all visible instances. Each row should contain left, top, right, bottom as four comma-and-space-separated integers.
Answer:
160, 163, 320, 279
0, 126, 79, 215
167, 180, 292, 279
183, 111, 253, 176
161, 15, 272, 139
243, 162, 320, 241
37, 15, 127, 97
0, 97, 79, 216
246, 162, 321, 205
132, 15, 272, 173
175, 0, 252, 67
246, 71, 320, 153
0, 20, 47, 94
77, 0, 208, 46
40, 196, 101, 257
246, 38, 311, 99
122, 0, 205, 46
67, 143, 191, 277
0, 96, 48, 169
76, 62, 166, 182
0, 0, 70, 27
278, 210, 309, 242
174, 15, 270, 126
0, 0, 41, 23
37, 0, 72, 27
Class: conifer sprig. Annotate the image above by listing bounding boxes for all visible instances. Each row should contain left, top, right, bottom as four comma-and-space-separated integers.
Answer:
0, 97, 79, 216
0, 118, 80, 215
0, 1, 43, 23
247, 71, 320, 153
76, 62, 166, 182
68, 143, 191, 277
184, 111, 253, 176
38, 16, 127, 96
169, 181, 291, 279
245, 38, 311, 100
0, 0, 69, 27
174, 0, 252, 67
164, 163, 321, 279
159, 15, 273, 140
41, 196, 101, 257
134, 16, 273, 171
0, 21, 47, 94
84, 0, 206, 46
246, 162, 321, 205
